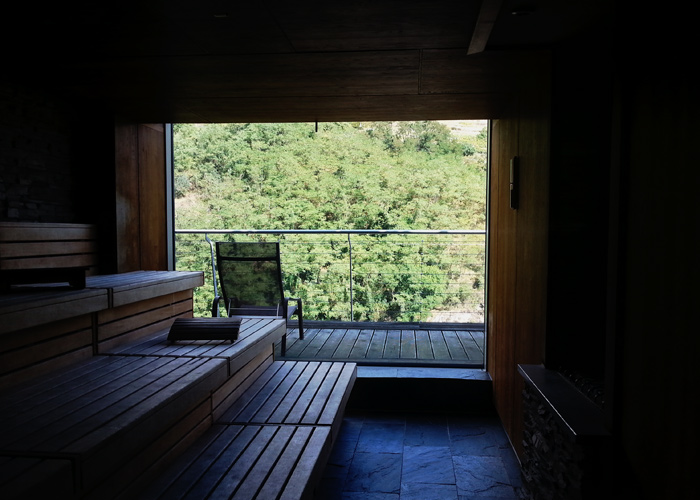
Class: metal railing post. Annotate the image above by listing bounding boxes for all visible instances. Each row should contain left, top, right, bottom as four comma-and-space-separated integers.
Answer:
204, 233, 220, 316
348, 233, 354, 321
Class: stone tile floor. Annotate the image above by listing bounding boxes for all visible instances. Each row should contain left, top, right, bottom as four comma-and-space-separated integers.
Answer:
317, 410, 522, 499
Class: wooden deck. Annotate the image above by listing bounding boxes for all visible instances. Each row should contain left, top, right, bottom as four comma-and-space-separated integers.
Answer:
277, 322, 485, 368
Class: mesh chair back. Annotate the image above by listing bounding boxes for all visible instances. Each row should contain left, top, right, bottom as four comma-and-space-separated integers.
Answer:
215, 242, 285, 316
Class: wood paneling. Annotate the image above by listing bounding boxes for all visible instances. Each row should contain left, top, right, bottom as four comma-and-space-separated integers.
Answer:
115, 124, 141, 272
138, 124, 168, 270
487, 54, 550, 458
116, 92, 510, 124
115, 123, 168, 272
274, 1, 477, 51
487, 116, 519, 449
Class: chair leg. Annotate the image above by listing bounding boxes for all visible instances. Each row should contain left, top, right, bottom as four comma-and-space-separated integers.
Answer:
297, 301, 304, 340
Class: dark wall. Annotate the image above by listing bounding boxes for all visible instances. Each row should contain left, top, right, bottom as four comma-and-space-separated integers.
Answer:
545, 36, 613, 398
616, 67, 698, 500
0, 79, 115, 223
1, 81, 78, 222
0, 78, 118, 271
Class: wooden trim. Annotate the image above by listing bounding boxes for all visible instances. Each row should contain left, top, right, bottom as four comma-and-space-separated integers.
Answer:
468, 0, 504, 55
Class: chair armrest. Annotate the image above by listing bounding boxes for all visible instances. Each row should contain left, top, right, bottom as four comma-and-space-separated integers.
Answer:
211, 294, 223, 317
283, 297, 304, 337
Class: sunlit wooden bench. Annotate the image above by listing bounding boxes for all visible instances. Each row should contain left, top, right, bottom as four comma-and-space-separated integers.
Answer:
137, 360, 357, 500
138, 424, 332, 500
0, 354, 229, 498
86, 270, 204, 351
0, 270, 204, 390
0, 318, 288, 499
218, 360, 356, 441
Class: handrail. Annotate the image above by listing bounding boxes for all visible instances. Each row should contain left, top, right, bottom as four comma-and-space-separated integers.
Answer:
175, 229, 486, 323
177, 229, 484, 235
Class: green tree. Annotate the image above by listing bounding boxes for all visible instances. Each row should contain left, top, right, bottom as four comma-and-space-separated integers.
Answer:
173, 121, 488, 320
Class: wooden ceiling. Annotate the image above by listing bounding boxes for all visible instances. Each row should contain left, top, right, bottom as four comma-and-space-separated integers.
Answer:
3, 0, 608, 122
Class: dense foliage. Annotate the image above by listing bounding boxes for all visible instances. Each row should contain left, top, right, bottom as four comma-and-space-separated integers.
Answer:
174, 121, 487, 321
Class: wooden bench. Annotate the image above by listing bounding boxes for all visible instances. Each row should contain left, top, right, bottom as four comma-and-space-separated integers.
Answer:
218, 360, 356, 441
0, 287, 110, 390
0, 318, 287, 499
0, 222, 99, 290
0, 270, 204, 391
106, 318, 289, 418
137, 424, 333, 500
111, 319, 356, 500
0, 354, 229, 498
0, 312, 354, 500
86, 270, 204, 352
135, 359, 357, 500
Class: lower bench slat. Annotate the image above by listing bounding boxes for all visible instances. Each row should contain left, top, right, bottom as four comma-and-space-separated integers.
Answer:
0, 456, 75, 499
135, 360, 355, 500
218, 361, 357, 431
0, 355, 228, 496
137, 424, 331, 500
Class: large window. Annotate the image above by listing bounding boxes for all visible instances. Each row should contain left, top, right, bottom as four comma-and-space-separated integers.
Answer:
173, 121, 487, 324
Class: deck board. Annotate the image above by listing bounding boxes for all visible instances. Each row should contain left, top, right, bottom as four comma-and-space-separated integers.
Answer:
279, 322, 485, 367
331, 329, 357, 359
366, 329, 387, 358
400, 330, 417, 359
458, 330, 484, 360
316, 328, 346, 358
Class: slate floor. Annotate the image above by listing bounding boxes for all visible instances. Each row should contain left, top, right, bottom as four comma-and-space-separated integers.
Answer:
317, 410, 523, 499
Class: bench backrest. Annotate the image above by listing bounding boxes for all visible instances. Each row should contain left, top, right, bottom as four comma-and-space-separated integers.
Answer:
0, 222, 98, 287
0, 222, 99, 274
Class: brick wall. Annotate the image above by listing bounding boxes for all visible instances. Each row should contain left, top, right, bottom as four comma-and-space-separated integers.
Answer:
1, 81, 83, 222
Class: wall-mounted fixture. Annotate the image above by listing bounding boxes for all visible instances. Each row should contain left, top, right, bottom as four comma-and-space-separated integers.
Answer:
510, 156, 519, 210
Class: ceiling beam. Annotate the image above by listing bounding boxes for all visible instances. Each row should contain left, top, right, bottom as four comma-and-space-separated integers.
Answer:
468, 0, 504, 54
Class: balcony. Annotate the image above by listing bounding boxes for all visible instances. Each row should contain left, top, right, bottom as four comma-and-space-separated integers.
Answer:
175, 229, 486, 368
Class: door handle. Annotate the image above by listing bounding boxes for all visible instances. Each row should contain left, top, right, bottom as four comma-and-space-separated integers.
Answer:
510, 156, 519, 210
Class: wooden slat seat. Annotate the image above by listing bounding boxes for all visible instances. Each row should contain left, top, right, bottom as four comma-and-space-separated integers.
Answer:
0, 456, 74, 499
0, 288, 109, 390
137, 360, 356, 499
85, 270, 204, 308
137, 424, 332, 500
105, 318, 286, 375
0, 287, 109, 334
219, 360, 357, 441
0, 354, 228, 498
0, 270, 205, 389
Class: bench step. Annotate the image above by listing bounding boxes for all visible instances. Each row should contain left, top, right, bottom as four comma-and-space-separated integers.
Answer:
0, 354, 228, 497
137, 424, 331, 500
0, 456, 74, 499
134, 360, 357, 499
86, 271, 204, 308
106, 318, 286, 375
219, 361, 356, 440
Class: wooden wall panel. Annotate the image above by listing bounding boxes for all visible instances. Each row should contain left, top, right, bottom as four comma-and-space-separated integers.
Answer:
487, 117, 519, 451
115, 124, 141, 272
487, 55, 550, 458
138, 124, 168, 271
114, 123, 168, 272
